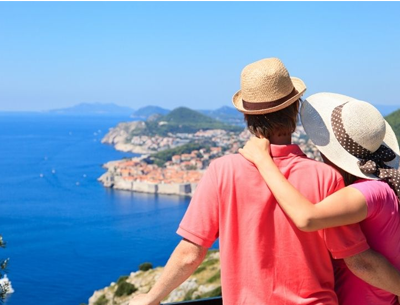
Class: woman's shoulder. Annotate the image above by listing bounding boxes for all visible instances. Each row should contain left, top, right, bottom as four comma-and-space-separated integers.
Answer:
352, 179, 389, 190
350, 179, 397, 203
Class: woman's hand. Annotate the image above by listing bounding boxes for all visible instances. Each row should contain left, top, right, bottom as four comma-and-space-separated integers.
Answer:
239, 137, 272, 166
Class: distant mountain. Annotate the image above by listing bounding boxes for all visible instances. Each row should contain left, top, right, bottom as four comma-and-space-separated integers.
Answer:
147, 107, 242, 135
199, 106, 244, 127
129, 105, 244, 126
48, 103, 134, 116
374, 104, 400, 117
385, 109, 400, 144
103, 107, 243, 147
131, 106, 170, 119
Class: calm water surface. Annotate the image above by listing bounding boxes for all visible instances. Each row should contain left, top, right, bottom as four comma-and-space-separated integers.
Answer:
0, 114, 193, 305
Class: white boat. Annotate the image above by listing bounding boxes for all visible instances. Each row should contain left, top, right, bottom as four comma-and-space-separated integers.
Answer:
0, 274, 14, 294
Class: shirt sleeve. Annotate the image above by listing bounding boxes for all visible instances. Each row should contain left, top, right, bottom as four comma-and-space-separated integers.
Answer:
324, 224, 370, 259
177, 161, 220, 248
323, 178, 370, 259
349, 180, 383, 219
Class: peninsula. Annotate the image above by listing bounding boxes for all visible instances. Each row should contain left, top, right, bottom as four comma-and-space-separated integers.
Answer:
99, 127, 250, 196
99, 106, 321, 196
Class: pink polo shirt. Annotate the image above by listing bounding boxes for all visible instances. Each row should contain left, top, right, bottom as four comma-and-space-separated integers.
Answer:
177, 145, 369, 305
334, 179, 400, 305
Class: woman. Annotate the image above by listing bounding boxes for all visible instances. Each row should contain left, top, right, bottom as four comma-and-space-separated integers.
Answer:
239, 92, 400, 305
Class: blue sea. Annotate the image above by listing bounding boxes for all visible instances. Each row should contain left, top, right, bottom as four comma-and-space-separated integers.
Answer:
0, 114, 195, 305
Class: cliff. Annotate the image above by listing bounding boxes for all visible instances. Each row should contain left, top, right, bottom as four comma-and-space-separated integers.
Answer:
101, 121, 154, 154
88, 250, 221, 305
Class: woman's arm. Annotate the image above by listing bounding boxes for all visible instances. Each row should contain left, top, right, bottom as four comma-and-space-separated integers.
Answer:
239, 137, 367, 232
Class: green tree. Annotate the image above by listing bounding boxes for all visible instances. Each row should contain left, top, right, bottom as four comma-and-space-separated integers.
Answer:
116, 275, 129, 285
139, 262, 153, 271
94, 295, 108, 305
114, 282, 137, 297
0, 235, 10, 302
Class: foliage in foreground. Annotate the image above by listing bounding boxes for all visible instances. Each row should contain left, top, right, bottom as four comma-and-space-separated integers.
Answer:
386, 109, 400, 144
114, 276, 137, 298
94, 294, 108, 305
139, 262, 153, 272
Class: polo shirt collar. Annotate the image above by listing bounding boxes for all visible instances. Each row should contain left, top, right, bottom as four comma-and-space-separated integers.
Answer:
270, 144, 305, 158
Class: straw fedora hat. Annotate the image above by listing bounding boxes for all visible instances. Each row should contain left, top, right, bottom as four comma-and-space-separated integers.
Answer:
232, 58, 306, 114
301, 92, 400, 180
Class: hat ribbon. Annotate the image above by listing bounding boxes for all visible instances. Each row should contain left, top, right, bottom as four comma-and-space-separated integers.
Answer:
242, 88, 298, 111
331, 102, 400, 199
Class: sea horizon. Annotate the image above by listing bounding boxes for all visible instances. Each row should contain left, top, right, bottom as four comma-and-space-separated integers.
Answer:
1, 101, 398, 117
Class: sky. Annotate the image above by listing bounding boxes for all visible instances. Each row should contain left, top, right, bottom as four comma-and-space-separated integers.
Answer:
0, 2, 399, 112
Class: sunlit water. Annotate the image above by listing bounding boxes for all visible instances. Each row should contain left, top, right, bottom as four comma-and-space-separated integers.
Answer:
0, 114, 192, 305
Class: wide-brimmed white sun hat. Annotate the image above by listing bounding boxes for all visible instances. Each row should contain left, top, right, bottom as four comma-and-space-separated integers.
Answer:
232, 58, 306, 114
300, 92, 400, 180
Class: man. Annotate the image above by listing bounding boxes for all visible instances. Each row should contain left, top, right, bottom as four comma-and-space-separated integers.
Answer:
130, 58, 400, 305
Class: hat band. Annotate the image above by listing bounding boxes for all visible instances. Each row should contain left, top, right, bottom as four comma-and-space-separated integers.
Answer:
331, 102, 400, 200
242, 88, 298, 111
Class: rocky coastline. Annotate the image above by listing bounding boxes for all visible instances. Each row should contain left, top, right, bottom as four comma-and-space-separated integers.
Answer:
88, 250, 221, 305
101, 121, 156, 154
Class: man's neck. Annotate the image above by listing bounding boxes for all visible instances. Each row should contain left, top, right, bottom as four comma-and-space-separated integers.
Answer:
269, 134, 292, 145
